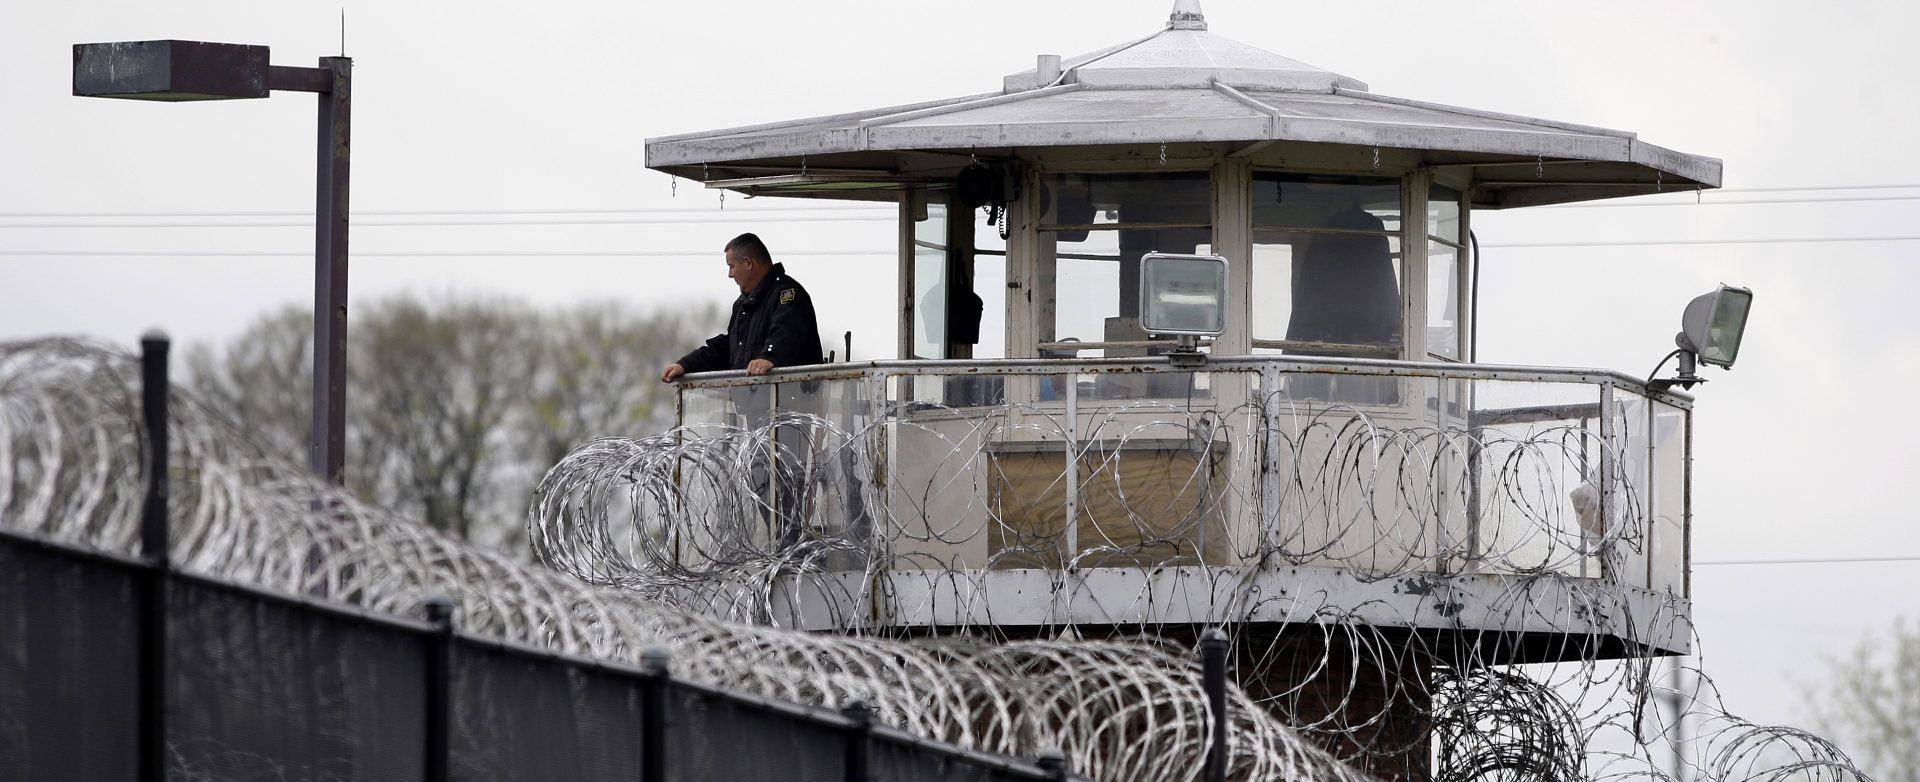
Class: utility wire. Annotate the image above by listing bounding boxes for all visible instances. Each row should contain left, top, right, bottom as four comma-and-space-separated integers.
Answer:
2, 183, 1917, 221
1542, 194, 1920, 209
0, 204, 891, 220
1695, 554, 1920, 567
9, 233, 1920, 258
8, 193, 1920, 228
0, 249, 894, 258
0, 215, 895, 229
1481, 235, 1920, 248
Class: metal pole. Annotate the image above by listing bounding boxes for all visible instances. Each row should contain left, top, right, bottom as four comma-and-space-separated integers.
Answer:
310, 55, 351, 484
423, 595, 453, 782
1201, 628, 1228, 782
841, 699, 872, 782
1667, 657, 1688, 782
138, 331, 171, 782
640, 647, 671, 782
1037, 748, 1068, 782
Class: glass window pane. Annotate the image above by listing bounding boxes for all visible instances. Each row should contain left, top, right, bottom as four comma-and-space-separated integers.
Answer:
1252, 173, 1401, 232
1427, 242, 1459, 360
1428, 184, 1461, 243
1045, 229, 1213, 357
1041, 172, 1210, 227
973, 247, 1006, 360
911, 199, 948, 360
1250, 173, 1403, 358
1035, 172, 1213, 361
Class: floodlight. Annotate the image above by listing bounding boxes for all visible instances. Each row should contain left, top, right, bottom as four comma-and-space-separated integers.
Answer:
1140, 252, 1227, 336
1139, 252, 1227, 368
1648, 284, 1753, 391
1676, 284, 1753, 368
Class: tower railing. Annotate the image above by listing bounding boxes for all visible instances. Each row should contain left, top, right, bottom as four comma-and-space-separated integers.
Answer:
669, 356, 1690, 596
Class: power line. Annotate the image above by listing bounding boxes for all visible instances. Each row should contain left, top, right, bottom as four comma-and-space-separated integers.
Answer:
1481, 235, 1920, 249
0, 249, 894, 258
0, 214, 894, 229
0, 204, 890, 220
9, 232, 1920, 258
1546, 194, 1920, 209
1695, 554, 1920, 567
3, 195, 1915, 228
2, 183, 1917, 220
1711, 183, 1920, 194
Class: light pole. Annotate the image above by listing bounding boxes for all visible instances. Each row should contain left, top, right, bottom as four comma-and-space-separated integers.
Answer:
73, 40, 352, 484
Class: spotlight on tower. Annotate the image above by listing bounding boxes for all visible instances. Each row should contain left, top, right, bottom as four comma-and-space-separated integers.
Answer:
1650, 284, 1753, 391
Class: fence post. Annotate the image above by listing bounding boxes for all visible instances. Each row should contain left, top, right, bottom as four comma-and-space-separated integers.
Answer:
640, 646, 671, 782
841, 699, 872, 782
138, 331, 170, 782
1202, 628, 1229, 782
423, 595, 454, 782
1037, 748, 1068, 781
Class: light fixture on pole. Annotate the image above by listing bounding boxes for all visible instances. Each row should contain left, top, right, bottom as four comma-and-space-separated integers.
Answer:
73, 40, 352, 485
1649, 283, 1753, 392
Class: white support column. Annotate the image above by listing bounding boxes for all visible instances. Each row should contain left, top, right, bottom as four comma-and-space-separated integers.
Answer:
1212, 157, 1253, 356
1004, 165, 1044, 410
1006, 166, 1042, 360
897, 191, 918, 363
1401, 170, 1432, 361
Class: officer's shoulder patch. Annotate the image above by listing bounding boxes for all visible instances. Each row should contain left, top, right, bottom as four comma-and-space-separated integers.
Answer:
779, 289, 796, 304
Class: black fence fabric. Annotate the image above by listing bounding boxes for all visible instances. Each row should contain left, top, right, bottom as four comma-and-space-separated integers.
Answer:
872, 732, 1018, 782
450, 645, 643, 781
665, 685, 849, 782
0, 534, 1076, 782
167, 579, 427, 782
0, 540, 140, 782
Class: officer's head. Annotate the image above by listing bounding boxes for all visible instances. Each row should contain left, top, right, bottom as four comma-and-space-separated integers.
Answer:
724, 232, 774, 293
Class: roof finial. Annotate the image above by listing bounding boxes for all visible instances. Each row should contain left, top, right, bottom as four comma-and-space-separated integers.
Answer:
1169, 0, 1207, 31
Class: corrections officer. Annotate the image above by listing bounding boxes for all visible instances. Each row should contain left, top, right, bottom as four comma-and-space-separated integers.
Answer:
660, 233, 824, 382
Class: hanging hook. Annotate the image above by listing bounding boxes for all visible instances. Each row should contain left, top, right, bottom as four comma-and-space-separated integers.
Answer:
670, 176, 677, 197
702, 162, 710, 182
1372, 147, 1381, 170
1159, 143, 1168, 166
1656, 170, 1664, 192
719, 190, 725, 210
1536, 156, 1544, 180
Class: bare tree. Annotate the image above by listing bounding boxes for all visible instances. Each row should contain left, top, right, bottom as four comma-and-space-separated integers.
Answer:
185, 294, 720, 550
348, 296, 534, 541
1809, 616, 1920, 782
185, 307, 313, 460
521, 300, 721, 469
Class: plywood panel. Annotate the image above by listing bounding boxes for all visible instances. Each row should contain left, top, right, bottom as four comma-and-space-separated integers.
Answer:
988, 443, 1231, 569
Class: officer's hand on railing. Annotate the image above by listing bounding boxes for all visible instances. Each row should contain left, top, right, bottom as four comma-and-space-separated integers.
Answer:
746, 358, 774, 376
660, 363, 686, 383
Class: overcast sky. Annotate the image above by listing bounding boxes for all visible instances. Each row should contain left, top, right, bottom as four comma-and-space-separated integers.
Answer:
4, 0, 1917, 741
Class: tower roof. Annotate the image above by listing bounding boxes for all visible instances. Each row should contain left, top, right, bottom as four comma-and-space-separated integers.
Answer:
1001, 2, 1365, 93
645, 2, 1719, 207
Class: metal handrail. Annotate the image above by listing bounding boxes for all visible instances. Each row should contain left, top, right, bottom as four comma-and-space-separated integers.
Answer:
672, 354, 1693, 406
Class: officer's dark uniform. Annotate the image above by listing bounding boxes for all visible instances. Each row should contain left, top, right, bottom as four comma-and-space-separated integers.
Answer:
677, 262, 824, 373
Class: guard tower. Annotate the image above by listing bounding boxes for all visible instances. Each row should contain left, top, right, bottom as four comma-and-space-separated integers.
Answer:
641, 4, 1714, 779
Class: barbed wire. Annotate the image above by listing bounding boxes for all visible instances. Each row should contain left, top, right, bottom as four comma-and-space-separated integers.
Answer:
0, 338, 1875, 781
528, 368, 1874, 781
0, 337, 1375, 782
